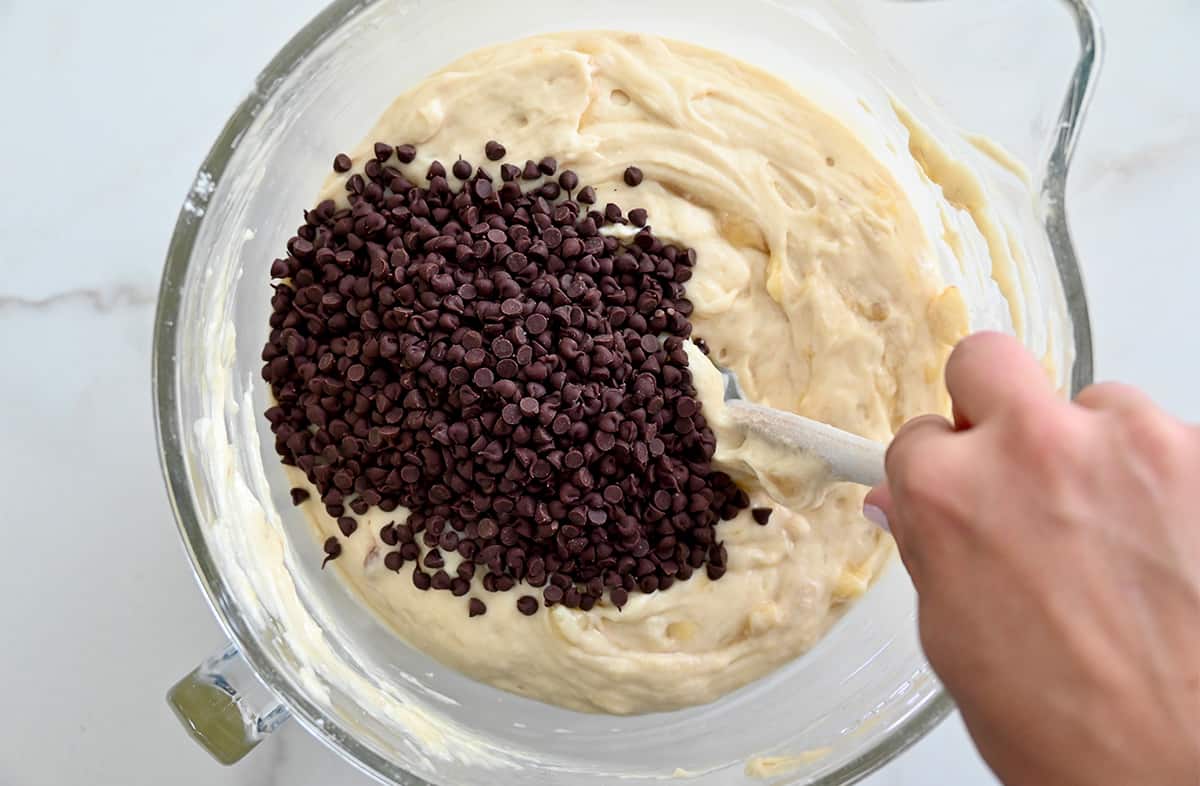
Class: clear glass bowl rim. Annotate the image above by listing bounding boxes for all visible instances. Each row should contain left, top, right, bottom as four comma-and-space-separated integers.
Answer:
152, 1, 1103, 783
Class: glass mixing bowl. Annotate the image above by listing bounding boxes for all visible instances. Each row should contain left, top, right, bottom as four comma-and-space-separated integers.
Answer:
155, 1, 1101, 783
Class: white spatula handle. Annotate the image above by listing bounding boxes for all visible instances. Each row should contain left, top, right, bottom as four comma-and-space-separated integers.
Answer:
726, 400, 888, 488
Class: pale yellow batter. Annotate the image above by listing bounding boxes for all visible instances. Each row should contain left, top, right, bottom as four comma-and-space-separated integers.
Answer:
294, 31, 974, 714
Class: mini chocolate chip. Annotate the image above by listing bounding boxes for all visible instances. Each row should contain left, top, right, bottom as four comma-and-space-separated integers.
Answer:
485, 140, 507, 161
469, 598, 487, 617
321, 537, 341, 568
578, 186, 596, 204
676, 396, 699, 417
384, 551, 404, 571
624, 166, 644, 187
538, 157, 558, 176
501, 164, 521, 182
290, 487, 310, 506
453, 159, 473, 179
374, 142, 394, 161
338, 516, 358, 537
752, 507, 773, 526
517, 595, 538, 615
395, 144, 417, 164
333, 154, 352, 173
629, 208, 649, 227
492, 337, 514, 357
473, 367, 495, 388
497, 358, 519, 378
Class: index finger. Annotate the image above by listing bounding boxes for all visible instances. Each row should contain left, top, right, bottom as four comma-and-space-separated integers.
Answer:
944, 332, 1055, 427
867, 413, 957, 587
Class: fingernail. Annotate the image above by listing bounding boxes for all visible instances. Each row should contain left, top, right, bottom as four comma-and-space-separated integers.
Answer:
863, 504, 890, 533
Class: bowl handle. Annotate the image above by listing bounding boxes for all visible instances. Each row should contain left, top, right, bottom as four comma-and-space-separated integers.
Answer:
167, 643, 291, 765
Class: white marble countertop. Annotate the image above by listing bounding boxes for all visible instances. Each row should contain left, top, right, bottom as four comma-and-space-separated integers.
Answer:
1, 1, 1196, 784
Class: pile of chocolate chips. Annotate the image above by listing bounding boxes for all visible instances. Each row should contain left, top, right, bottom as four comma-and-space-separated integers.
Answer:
262, 141, 751, 617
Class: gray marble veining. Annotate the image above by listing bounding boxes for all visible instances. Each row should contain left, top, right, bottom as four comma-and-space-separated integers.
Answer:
0, 286, 157, 314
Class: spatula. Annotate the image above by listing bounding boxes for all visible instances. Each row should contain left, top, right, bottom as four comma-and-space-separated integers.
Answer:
718, 364, 888, 488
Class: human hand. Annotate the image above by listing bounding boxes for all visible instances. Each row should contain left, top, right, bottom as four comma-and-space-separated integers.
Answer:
866, 332, 1200, 786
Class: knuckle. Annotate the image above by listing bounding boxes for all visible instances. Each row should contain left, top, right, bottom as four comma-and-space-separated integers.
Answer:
887, 415, 951, 469
895, 455, 944, 501
1118, 407, 1190, 470
1076, 381, 1150, 412
890, 448, 965, 519
951, 330, 1008, 364
1004, 402, 1078, 463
